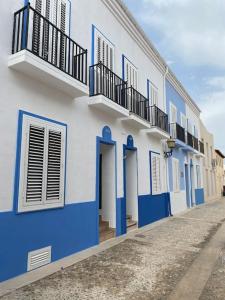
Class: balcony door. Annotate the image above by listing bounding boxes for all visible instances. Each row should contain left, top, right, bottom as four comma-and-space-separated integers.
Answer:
30, 0, 69, 66
170, 103, 177, 138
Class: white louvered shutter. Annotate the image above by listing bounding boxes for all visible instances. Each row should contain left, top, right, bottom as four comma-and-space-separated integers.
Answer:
151, 154, 161, 195
149, 82, 158, 106
46, 128, 64, 203
95, 31, 114, 70
124, 57, 138, 89
172, 158, 180, 192
18, 116, 66, 212
32, 0, 42, 54
26, 124, 45, 204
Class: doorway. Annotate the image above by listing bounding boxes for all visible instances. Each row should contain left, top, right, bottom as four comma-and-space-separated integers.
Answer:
98, 143, 116, 242
124, 149, 138, 231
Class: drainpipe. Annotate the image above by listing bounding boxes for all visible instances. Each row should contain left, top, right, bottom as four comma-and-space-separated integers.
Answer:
164, 66, 173, 216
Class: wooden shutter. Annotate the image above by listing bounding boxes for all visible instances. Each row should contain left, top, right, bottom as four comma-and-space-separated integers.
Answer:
95, 31, 114, 70
151, 154, 161, 195
149, 82, 158, 106
124, 57, 138, 89
19, 115, 66, 212
32, 0, 42, 54
173, 158, 180, 192
26, 124, 45, 203
46, 129, 63, 202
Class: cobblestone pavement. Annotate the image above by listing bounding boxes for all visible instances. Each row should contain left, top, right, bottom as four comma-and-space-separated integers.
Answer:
1, 199, 225, 300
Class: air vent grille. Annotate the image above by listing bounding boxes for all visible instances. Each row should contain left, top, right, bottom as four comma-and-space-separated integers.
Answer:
27, 246, 51, 271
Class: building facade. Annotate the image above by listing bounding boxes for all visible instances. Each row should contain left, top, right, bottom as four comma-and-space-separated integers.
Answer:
200, 121, 217, 202
214, 150, 225, 198
0, 0, 206, 282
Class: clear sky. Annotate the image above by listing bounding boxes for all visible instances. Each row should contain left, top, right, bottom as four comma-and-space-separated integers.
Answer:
123, 0, 225, 153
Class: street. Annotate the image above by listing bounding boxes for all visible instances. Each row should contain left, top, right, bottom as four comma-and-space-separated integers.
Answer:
1, 199, 225, 300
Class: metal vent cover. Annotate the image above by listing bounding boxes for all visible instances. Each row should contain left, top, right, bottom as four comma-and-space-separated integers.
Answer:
27, 246, 51, 271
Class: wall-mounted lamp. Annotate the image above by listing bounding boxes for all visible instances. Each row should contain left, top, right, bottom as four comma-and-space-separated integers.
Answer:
164, 138, 176, 158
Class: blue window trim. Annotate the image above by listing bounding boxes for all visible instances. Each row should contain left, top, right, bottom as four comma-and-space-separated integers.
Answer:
24, 0, 72, 37
95, 126, 117, 243
149, 150, 160, 196
13, 110, 68, 214
91, 25, 115, 66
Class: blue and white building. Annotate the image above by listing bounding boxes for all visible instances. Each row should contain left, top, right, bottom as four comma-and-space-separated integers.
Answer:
0, 0, 205, 283
166, 74, 205, 214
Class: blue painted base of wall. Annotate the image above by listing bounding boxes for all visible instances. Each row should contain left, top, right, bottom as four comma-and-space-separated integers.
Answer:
116, 197, 126, 236
138, 193, 171, 227
195, 188, 205, 205
0, 201, 97, 282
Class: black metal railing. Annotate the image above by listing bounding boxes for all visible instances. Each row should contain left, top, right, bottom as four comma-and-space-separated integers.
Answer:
12, 4, 88, 85
170, 123, 186, 143
199, 141, 204, 154
89, 62, 128, 108
187, 132, 194, 148
126, 86, 149, 121
193, 136, 199, 151
148, 105, 169, 133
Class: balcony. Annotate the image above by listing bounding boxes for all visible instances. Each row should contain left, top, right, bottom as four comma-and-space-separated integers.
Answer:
8, 4, 88, 97
170, 123, 186, 144
89, 62, 129, 118
187, 132, 194, 148
146, 105, 170, 139
121, 87, 150, 129
193, 136, 199, 151
199, 141, 204, 154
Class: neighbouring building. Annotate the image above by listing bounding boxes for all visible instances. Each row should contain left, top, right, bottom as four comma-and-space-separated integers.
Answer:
214, 150, 225, 198
0, 0, 208, 282
200, 121, 217, 202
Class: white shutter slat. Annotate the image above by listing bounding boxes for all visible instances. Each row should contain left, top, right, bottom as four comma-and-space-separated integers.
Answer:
46, 129, 62, 202
26, 125, 45, 203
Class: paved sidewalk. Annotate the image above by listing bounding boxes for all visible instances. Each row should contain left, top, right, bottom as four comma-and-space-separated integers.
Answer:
1, 199, 225, 300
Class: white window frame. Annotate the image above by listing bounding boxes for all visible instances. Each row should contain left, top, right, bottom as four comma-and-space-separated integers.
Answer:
151, 152, 161, 195
172, 158, 180, 192
123, 56, 138, 89
180, 113, 187, 130
18, 114, 66, 213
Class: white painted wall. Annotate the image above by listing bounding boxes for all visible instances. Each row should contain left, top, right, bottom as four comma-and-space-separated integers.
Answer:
125, 150, 138, 222
0, 0, 168, 213
170, 191, 187, 215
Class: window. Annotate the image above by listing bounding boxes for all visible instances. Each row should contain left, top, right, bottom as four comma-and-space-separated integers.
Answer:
172, 158, 180, 192
196, 165, 201, 189
123, 56, 138, 89
95, 29, 114, 70
181, 113, 187, 130
151, 152, 161, 195
148, 80, 158, 106
170, 103, 177, 138
18, 114, 66, 213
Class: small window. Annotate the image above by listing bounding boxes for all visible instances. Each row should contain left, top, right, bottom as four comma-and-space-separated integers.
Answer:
95, 29, 114, 70
18, 114, 66, 213
151, 152, 161, 195
123, 56, 138, 89
148, 81, 158, 107
172, 158, 180, 192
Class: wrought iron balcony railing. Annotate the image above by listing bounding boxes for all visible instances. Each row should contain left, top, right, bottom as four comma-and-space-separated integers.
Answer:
125, 86, 149, 121
148, 105, 169, 133
89, 62, 128, 108
170, 123, 186, 143
187, 132, 194, 148
12, 4, 88, 85
193, 136, 199, 151
199, 141, 204, 154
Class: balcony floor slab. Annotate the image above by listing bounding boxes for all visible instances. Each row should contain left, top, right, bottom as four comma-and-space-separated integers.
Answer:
145, 127, 170, 139
8, 50, 89, 98
121, 114, 150, 130
88, 95, 130, 118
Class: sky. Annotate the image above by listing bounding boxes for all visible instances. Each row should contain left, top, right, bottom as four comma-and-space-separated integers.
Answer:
123, 0, 225, 153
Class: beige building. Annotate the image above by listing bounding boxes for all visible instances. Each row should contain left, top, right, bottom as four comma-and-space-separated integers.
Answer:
215, 150, 225, 198
200, 121, 217, 201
